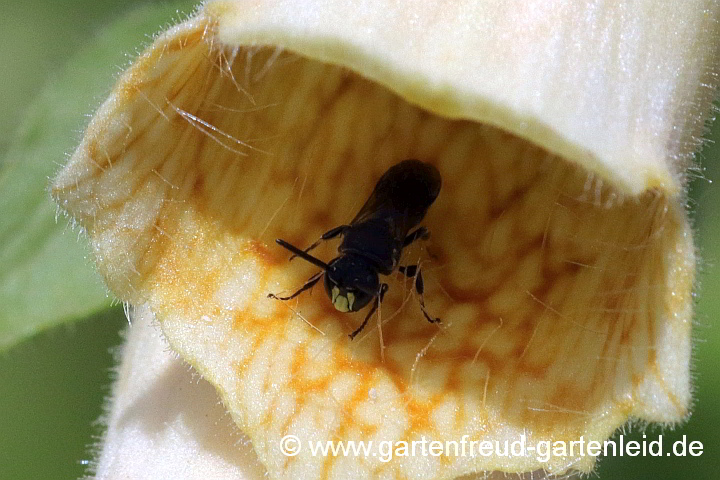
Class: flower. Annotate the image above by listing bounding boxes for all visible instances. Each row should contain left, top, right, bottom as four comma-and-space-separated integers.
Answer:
52, 1, 718, 478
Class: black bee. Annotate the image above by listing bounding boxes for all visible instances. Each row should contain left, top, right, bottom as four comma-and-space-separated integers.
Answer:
268, 159, 442, 339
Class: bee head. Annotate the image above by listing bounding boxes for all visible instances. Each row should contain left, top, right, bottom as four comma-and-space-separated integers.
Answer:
324, 255, 379, 312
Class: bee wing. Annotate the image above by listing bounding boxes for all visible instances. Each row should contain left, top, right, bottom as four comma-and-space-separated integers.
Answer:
349, 175, 395, 225
350, 160, 441, 232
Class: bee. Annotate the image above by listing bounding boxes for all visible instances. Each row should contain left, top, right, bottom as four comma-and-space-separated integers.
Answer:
268, 159, 442, 339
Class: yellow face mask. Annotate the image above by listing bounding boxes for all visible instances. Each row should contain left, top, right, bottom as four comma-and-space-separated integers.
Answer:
330, 286, 355, 312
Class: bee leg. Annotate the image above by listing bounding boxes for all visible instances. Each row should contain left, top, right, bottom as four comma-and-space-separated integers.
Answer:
349, 283, 388, 340
398, 265, 441, 324
268, 271, 323, 301
402, 226, 430, 247
289, 225, 349, 261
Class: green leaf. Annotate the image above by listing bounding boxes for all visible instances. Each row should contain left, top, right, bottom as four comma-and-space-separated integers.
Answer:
0, 307, 128, 480
0, 0, 200, 351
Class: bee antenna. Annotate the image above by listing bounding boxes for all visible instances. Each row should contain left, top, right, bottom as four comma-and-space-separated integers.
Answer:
275, 239, 330, 270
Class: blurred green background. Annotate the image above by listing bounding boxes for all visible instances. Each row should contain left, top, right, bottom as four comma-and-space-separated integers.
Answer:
0, 1, 718, 479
